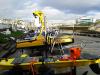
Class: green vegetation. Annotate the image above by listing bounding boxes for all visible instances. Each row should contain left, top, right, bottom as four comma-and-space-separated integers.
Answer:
10, 31, 24, 37
78, 22, 93, 26
0, 33, 9, 43
94, 20, 100, 25
0, 31, 24, 44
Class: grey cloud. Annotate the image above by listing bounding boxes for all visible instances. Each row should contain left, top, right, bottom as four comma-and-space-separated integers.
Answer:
39, 0, 100, 14
1, 0, 100, 20
0, 0, 31, 19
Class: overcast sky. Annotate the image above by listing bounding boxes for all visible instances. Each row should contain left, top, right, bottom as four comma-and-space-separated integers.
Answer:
0, 0, 100, 21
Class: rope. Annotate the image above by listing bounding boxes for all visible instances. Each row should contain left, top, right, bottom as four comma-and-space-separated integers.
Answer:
51, 37, 64, 55
72, 60, 77, 66
30, 62, 37, 75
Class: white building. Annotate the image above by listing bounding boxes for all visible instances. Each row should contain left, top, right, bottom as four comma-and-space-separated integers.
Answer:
77, 16, 94, 25
0, 19, 2, 23
48, 20, 76, 27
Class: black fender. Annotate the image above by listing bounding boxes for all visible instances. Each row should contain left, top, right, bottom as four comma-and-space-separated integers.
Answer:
82, 71, 88, 75
89, 63, 100, 74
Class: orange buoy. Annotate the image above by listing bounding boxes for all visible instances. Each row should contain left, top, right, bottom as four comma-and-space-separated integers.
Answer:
69, 47, 81, 60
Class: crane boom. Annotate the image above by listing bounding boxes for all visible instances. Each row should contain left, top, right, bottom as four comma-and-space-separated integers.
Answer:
33, 10, 46, 36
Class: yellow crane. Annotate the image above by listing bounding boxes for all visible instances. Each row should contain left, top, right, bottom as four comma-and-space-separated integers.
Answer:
33, 10, 45, 36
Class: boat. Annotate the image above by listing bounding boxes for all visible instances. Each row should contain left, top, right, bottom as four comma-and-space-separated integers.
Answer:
0, 47, 100, 75
16, 10, 74, 48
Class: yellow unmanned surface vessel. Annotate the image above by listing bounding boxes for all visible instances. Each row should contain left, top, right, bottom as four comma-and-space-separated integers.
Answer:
16, 10, 74, 48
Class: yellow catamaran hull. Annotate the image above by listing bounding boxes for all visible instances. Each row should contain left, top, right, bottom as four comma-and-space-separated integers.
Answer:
17, 35, 73, 48
0, 57, 100, 70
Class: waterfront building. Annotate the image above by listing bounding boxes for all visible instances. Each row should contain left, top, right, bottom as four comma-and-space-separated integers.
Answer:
76, 16, 94, 26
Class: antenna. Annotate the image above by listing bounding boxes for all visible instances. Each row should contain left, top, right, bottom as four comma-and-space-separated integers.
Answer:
73, 20, 75, 41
